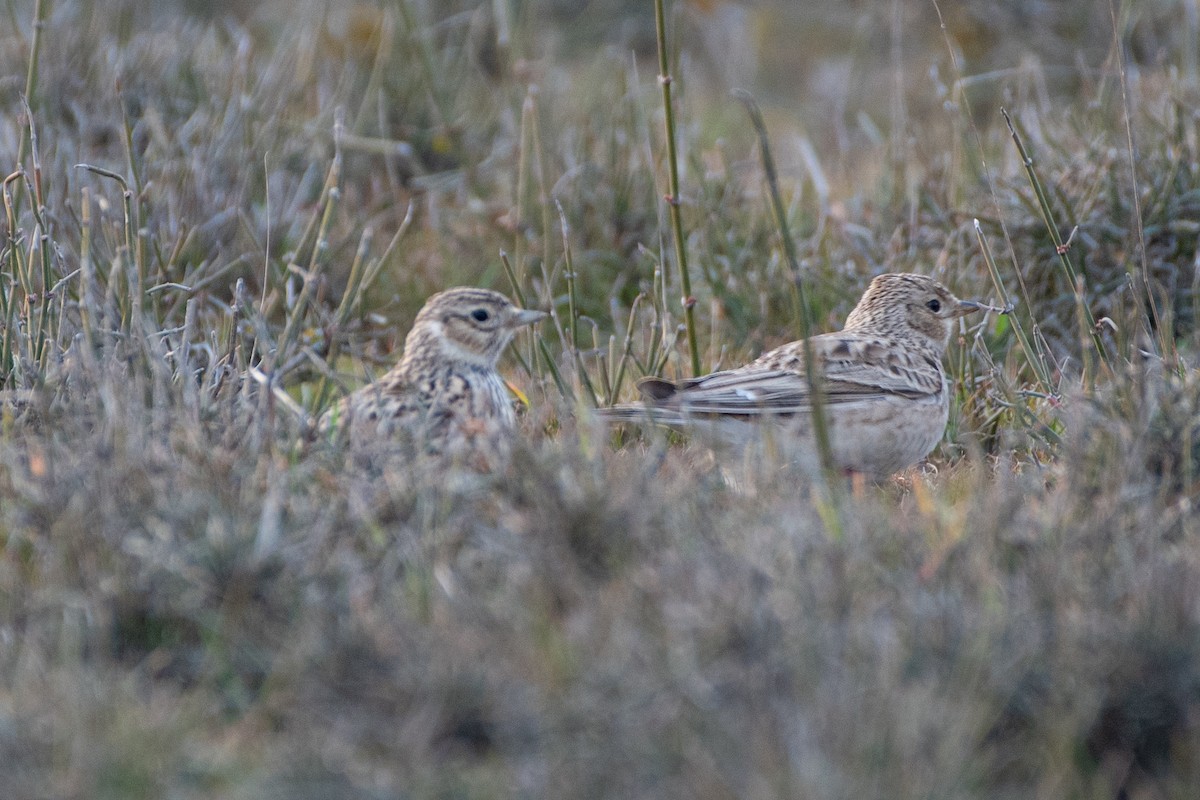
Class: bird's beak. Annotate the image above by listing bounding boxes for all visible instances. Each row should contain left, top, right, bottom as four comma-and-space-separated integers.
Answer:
952, 299, 982, 318
511, 308, 550, 327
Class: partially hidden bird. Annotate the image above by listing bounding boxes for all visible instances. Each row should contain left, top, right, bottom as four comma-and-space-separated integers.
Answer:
597, 273, 982, 477
319, 287, 546, 466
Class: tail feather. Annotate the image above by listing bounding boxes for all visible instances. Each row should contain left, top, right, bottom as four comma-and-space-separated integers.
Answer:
594, 404, 687, 427
635, 377, 680, 402
595, 376, 690, 426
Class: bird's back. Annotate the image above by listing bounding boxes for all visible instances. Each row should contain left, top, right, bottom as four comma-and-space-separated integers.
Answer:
595, 272, 980, 476
322, 359, 517, 462
598, 331, 951, 476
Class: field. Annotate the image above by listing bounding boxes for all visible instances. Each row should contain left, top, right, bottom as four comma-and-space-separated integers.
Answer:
2, 0, 1200, 797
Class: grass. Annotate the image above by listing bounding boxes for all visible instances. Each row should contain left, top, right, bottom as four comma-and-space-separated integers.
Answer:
2, 0, 1200, 797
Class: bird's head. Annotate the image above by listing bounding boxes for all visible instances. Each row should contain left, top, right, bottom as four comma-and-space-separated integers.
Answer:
843, 273, 980, 351
408, 287, 547, 367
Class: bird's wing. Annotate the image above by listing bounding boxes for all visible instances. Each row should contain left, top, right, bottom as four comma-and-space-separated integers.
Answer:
319, 370, 430, 433
635, 333, 944, 417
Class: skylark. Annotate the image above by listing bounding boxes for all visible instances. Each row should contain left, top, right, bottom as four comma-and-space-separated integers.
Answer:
598, 273, 982, 476
318, 287, 546, 465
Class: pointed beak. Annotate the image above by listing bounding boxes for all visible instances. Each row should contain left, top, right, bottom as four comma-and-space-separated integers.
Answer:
952, 299, 982, 318
510, 308, 549, 327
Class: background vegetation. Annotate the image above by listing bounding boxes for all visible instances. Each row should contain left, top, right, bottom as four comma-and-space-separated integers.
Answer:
2, 0, 1200, 797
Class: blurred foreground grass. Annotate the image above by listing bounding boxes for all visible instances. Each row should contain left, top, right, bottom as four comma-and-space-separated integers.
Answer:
2, 0, 1200, 797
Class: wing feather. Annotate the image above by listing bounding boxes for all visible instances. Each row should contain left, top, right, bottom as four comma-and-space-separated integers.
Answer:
631, 332, 944, 418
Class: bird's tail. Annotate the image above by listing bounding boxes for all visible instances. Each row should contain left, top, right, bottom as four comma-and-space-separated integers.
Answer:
593, 404, 687, 427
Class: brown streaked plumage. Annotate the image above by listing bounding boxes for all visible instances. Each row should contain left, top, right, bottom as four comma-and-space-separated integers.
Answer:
319, 287, 546, 465
598, 273, 982, 476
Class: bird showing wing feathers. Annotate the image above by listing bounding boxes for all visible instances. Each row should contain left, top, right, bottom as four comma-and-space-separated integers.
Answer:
598, 273, 981, 476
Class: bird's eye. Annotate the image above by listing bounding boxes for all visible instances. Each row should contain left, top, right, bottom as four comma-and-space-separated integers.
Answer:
471, 308, 491, 322
926, 299, 941, 313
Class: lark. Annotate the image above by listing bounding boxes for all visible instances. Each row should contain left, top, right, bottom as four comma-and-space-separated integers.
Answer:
319, 287, 546, 464
598, 273, 982, 477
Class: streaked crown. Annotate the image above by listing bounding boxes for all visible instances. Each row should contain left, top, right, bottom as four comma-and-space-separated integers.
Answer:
405, 287, 547, 367
842, 273, 979, 351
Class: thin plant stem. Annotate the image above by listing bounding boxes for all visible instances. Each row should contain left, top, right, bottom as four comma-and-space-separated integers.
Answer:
498, 248, 529, 309
15, 0, 47, 176
75, 164, 136, 334
333, 228, 374, 330
974, 219, 1055, 396
275, 133, 343, 371
556, 200, 599, 407
32, 224, 52, 373
1107, 0, 1165, 356
20, 114, 54, 374
359, 200, 413, 298
276, 183, 339, 369
314, 227, 375, 413
500, 250, 569, 399
119, 85, 145, 206
652, 0, 701, 377
78, 187, 97, 354
733, 88, 835, 479
1, 171, 23, 384
1001, 108, 1107, 370
514, 93, 533, 287
528, 91, 554, 302
930, 0, 1048, 387
609, 292, 645, 404
281, 141, 346, 315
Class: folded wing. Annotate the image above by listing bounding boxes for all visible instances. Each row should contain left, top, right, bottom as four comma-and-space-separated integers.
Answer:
615, 332, 945, 419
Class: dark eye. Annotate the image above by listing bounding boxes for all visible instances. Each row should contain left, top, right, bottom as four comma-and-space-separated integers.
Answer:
471, 308, 490, 322
926, 299, 941, 313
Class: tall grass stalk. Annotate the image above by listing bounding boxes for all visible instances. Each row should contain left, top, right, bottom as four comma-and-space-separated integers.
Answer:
21, 117, 56, 375
311, 227, 374, 413
119, 86, 145, 206
73, 164, 137, 339
360, 201, 413, 296
279, 137, 346, 322
14, 0, 47, 183
78, 188, 97, 356
1001, 108, 1108, 373
556, 201, 599, 407
31, 226, 52, 375
652, 0, 701, 377
500, 250, 569, 399
527, 90, 555, 294
630, 244, 664, 383
974, 219, 1055, 396
1, 171, 20, 383
734, 89, 835, 479
1107, 0, 1167, 357
275, 157, 342, 375
179, 295, 198, 412
931, 0, 1045, 376
608, 293, 645, 405
513, 89, 558, 382
513, 93, 534, 288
